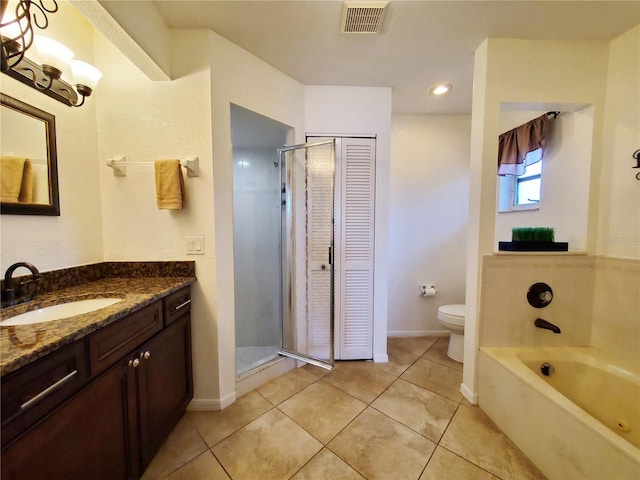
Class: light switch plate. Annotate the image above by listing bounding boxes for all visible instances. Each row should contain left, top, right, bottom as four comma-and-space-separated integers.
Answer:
186, 235, 204, 255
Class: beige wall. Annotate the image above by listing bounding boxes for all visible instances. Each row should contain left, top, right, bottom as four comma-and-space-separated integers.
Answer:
598, 25, 640, 260
466, 37, 612, 401
388, 114, 471, 335
472, 24, 640, 401
209, 34, 306, 407
94, 28, 218, 408
1, 2, 306, 408
98, 27, 307, 408
0, 1, 104, 272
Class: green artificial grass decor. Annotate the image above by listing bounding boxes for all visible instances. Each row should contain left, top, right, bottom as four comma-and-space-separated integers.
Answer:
512, 227, 555, 242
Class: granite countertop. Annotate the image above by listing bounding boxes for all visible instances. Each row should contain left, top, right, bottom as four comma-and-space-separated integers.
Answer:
0, 276, 195, 377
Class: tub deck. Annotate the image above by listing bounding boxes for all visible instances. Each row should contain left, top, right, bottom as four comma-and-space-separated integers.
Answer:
478, 346, 640, 480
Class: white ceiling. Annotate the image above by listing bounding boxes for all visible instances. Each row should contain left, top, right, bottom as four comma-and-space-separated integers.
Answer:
150, 0, 639, 114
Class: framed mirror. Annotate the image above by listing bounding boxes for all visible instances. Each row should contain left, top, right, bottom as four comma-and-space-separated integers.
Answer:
1, 93, 60, 216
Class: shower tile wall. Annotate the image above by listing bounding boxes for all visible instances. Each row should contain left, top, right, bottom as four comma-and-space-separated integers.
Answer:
233, 148, 282, 348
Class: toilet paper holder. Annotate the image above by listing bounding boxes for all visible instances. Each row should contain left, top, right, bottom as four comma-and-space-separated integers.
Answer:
419, 284, 438, 297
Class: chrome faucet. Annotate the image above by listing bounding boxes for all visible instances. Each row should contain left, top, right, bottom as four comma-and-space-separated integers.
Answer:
1, 262, 43, 308
534, 318, 561, 334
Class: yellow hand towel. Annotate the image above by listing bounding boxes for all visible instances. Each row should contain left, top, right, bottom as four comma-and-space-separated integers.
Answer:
1, 156, 31, 203
18, 159, 33, 203
154, 159, 186, 210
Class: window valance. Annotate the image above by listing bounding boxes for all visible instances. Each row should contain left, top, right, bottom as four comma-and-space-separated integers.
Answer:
497, 113, 550, 176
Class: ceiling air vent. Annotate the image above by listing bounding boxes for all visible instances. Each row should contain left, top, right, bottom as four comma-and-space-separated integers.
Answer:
341, 1, 388, 34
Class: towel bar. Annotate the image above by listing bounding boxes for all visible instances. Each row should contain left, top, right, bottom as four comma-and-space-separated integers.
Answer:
106, 155, 199, 177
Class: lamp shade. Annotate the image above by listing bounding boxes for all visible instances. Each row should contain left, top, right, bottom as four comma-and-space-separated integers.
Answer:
70, 60, 102, 90
0, 10, 23, 41
34, 36, 74, 72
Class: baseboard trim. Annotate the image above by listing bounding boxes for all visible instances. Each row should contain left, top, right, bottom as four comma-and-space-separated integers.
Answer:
187, 392, 236, 411
373, 353, 389, 363
387, 329, 450, 338
460, 382, 478, 405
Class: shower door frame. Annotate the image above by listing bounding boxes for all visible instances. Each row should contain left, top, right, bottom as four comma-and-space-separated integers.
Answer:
278, 139, 336, 371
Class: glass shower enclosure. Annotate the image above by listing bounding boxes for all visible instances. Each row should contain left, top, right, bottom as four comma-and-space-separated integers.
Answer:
232, 105, 336, 376
231, 105, 288, 376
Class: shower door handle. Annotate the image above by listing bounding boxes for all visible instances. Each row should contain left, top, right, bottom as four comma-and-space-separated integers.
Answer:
328, 247, 332, 265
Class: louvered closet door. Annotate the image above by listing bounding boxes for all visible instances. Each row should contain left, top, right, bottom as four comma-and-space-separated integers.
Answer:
337, 138, 375, 360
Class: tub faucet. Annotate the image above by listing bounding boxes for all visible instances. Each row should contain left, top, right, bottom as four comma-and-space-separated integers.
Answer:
535, 318, 561, 334
1, 262, 43, 309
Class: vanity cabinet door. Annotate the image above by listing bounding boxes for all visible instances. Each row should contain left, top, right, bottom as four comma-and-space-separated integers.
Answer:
1, 339, 89, 447
0, 358, 139, 480
137, 314, 193, 471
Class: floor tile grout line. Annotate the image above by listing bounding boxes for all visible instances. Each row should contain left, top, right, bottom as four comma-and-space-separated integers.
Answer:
208, 445, 236, 480
153, 412, 213, 479
151, 338, 533, 480
416, 443, 438, 480
396, 373, 463, 404
320, 405, 437, 480
180, 341, 451, 478
433, 403, 507, 479
323, 441, 370, 480
194, 341, 458, 472
367, 402, 443, 445
190, 397, 277, 450
436, 444, 507, 480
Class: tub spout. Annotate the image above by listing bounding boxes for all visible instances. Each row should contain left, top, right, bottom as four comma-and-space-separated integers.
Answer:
535, 318, 561, 334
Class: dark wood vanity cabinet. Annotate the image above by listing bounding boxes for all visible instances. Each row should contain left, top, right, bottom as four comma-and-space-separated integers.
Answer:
138, 313, 192, 472
1, 358, 138, 480
1, 287, 193, 480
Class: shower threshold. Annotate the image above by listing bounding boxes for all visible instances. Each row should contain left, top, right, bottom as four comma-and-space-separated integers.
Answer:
236, 345, 281, 377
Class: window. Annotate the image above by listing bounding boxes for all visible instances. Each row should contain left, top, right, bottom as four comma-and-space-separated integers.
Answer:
515, 160, 541, 205
498, 158, 543, 213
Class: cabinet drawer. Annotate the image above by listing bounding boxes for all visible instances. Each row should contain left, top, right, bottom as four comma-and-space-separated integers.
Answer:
1, 339, 89, 447
163, 287, 191, 326
89, 302, 162, 377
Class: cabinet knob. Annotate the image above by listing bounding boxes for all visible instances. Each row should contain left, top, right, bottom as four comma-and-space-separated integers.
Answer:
140, 351, 151, 360
128, 358, 140, 368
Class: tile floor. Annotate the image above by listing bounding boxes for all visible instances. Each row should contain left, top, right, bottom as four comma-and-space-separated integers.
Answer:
141, 337, 547, 480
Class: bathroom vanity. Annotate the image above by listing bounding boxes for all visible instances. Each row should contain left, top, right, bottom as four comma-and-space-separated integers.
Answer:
0, 263, 195, 480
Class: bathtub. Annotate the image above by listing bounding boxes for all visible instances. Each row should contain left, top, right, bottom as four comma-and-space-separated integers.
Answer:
478, 346, 640, 480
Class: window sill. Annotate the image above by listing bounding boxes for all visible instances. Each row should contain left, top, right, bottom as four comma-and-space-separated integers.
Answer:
498, 204, 540, 213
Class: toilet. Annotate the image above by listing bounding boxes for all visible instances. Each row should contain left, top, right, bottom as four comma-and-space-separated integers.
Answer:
437, 304, 465, 363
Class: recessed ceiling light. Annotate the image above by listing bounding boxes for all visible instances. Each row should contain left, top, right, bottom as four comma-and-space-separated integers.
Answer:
428, 82, 454, 96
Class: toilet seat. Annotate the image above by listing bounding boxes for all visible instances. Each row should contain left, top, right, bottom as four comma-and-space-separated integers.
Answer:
437, 304, 465, 327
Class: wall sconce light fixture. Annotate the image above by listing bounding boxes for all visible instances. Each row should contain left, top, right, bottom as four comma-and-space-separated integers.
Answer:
633, 149, 640, 181
0, 0, 102, 107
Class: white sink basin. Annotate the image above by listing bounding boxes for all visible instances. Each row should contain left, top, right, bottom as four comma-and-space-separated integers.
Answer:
0, 298, 123, 326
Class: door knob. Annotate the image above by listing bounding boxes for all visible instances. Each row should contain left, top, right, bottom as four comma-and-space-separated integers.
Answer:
140, 351, 151, 360
128, 358, 140, 368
